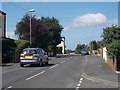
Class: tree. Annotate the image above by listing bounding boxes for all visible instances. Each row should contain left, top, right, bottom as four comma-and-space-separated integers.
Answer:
15, 14, 49, 49
89, 41, 98, 53
107, 40, 120, 71
75, 44, 86, 54
41, 17, 63, 56
101, 25, 120, 46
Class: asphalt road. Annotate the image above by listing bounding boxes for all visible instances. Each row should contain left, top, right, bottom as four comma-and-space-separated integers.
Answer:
2, 54, 119, 90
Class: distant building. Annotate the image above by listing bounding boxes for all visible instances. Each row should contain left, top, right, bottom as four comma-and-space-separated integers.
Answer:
57, 36, 65, 54
0, 10, 6, 38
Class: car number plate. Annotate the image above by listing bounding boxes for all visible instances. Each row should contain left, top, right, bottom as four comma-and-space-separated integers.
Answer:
25, 56, 32, 58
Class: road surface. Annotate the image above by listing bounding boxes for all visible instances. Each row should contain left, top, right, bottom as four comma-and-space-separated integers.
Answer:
2, 54, 119, 90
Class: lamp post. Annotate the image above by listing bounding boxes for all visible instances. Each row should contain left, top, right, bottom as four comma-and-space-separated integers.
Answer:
29, 9, 35, 45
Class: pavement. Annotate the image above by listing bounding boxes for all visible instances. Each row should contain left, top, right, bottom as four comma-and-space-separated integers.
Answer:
1, 54, 120, 89
83, 55, 119, 87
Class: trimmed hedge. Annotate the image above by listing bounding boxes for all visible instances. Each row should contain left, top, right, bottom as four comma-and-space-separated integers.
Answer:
2, 38, 16, 63
107, 40, 120, 58
14, 40, 30, 53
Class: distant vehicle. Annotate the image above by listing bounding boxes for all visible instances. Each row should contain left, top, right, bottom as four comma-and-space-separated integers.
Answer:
20, 48, 49, 67
81, 48, 89, 55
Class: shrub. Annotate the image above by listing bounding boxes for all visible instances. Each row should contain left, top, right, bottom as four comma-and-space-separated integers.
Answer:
14, 40, 30, 53
2, 38, 16, 51
107, 40, 120, 58
2, 38, 16, 63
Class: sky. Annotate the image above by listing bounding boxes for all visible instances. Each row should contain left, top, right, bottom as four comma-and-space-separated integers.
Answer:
2, 1, 118, 50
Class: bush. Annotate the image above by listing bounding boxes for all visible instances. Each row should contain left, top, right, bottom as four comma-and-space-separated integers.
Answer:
2, 38, 16, 51
2, 38, 16, 63
14, 40, 30, 53
14, 40, 30, 63
107, 40, 120, 58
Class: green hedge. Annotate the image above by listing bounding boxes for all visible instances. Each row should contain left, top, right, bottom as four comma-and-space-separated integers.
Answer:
2, 39, 16, 51
14, 40, 30, 53
107, 40, 120, 58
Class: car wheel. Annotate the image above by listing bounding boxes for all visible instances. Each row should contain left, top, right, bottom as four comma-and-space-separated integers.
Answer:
45, 59, 49, 65
20, 64, 24, 67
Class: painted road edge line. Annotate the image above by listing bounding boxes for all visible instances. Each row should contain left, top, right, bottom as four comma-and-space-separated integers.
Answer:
26, 71, 45, 80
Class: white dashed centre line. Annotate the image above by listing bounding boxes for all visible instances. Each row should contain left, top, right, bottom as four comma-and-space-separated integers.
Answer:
61, 61, 65, 63
26, 71, 45, 80
50, 64, 59, 69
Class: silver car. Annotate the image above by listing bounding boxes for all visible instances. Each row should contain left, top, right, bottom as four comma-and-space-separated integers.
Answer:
20, 48, 49, 67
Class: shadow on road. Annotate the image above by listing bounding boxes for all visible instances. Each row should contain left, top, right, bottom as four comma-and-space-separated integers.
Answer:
24, 63, 55, 68
2, 64, 12, 67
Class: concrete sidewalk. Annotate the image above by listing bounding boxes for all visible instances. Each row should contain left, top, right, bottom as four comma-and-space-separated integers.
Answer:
83, 55, 119, 86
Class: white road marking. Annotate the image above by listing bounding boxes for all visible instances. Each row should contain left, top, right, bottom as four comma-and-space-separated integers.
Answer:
50, 64, 59, 69
77, 83, 81, 86
80, 78, 83, 81
61, 61, 65, 63
5, 86, 13, 90
76, 78, 84, 88
76, 87, 80, 89
26, 71, 45, 80
79, 80, 82, 83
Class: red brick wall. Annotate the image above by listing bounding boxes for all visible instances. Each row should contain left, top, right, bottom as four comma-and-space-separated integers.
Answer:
106, 58, 116, 71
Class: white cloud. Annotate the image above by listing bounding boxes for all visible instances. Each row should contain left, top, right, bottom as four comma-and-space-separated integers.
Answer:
63, 27, 70, 31
73, 13, 108, 27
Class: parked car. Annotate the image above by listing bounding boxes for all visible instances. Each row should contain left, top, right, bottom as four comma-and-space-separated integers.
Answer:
20, 48, 49, 67
81, 48, 89, 55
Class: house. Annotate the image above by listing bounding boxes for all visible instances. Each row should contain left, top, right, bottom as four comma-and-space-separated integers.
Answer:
57, 36, 65, 54
0, 10, 6, 38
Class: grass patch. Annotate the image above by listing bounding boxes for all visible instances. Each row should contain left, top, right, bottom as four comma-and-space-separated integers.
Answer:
102, 59, 106, 62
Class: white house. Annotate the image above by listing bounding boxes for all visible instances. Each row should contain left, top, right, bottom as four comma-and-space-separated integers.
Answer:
102, 47, 107, 62
57, 36, 65, 54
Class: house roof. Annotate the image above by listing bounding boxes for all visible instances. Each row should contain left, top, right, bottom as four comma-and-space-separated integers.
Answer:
0, 10, 6, 15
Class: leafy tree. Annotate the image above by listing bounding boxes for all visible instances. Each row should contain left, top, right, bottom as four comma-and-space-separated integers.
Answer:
89, 41, 98, 52
75, 44, 86, 54
107, 40, 120, 58
107, 40, 120, 71
66, 49, 74, 54
15, 14, 49, 49
101, 25, 120, 46
41, 17, 63, 56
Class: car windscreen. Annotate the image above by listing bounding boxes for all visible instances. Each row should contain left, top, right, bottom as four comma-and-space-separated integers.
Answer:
22, 50, 37, 55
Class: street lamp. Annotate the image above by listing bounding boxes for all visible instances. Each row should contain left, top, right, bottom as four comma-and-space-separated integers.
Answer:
29, 9, 35, 45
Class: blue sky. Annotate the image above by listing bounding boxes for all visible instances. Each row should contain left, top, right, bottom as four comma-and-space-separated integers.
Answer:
2, 2, 118, 50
